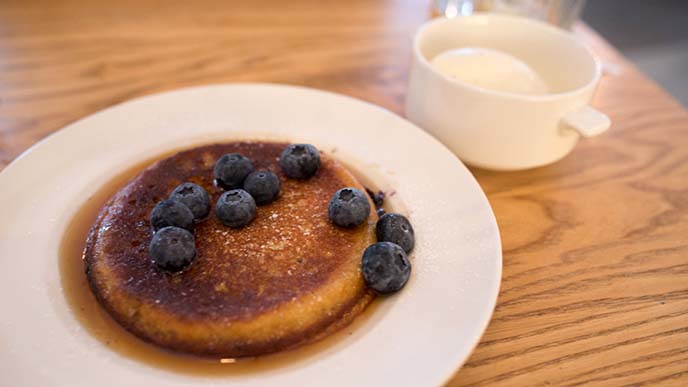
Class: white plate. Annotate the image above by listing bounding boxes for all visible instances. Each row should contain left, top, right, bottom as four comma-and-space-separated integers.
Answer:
0, 84, 501, 387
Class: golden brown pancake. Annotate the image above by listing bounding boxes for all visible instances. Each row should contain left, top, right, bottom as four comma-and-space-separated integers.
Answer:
84, 142, 376, 358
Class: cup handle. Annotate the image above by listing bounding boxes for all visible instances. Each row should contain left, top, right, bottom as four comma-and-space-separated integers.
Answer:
561, 106, 611, 137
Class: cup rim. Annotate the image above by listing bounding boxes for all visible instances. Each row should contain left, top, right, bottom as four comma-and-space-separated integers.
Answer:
412, 13, 602, 101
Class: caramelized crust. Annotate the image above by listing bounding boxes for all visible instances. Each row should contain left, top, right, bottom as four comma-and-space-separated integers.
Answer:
85, 142, 376, 357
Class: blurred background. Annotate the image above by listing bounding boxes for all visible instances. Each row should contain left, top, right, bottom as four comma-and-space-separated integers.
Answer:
584, 0, 687, 105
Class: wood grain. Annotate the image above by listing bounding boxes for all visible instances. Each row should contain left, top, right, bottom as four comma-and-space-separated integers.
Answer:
1, 1, 687, 386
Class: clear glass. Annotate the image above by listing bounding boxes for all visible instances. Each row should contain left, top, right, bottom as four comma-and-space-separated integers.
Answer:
432, 0, 586, 29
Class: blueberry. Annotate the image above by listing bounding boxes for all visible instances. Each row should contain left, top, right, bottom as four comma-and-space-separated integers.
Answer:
214, 153, 254, 189
376, 213, 415, 253
328, 187, 371, 227
279, 144, 320, 179
365, 188, 385, 208
216, 189, 256, 228
243, 170, 280, 205
169, 182, 210, 220
361, 242, 411, 294
150, 199, 194, 232
149, 226, 196, 272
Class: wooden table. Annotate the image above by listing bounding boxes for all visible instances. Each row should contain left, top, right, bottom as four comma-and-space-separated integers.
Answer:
2, 1, 687, 385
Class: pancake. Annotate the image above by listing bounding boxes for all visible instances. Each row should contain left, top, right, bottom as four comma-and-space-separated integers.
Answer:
84, 142, 376, 358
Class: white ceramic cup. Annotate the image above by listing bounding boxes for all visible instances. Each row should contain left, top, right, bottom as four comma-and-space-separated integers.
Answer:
406, 14, 610, 170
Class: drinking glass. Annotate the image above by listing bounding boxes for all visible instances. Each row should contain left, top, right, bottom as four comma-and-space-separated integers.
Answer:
432, 0, 586, 29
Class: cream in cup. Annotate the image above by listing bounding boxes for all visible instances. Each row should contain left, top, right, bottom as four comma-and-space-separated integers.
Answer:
406, 14, 610, 170
430, 47, 549, 94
